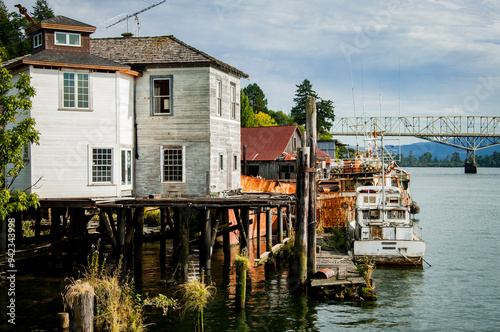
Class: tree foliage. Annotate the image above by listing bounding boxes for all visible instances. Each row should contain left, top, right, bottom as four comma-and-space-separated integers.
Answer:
266, 110, 295, 126
0, 0, 54, 60
290, 79, 335, 137
243, 83, 268, 114
0, 47, 40, 219
254, 112, 277, 127
32, 0, 54, 22
240, 89, 255, 127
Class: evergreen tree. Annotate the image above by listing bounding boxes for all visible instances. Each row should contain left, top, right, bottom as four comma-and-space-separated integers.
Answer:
32, 0, 54, 22
290, 79, 335, 136
243, 83, 268, 114
240, 89, 255, 127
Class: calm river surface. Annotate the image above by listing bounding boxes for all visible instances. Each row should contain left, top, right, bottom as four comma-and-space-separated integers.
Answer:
1, 167, 500, 331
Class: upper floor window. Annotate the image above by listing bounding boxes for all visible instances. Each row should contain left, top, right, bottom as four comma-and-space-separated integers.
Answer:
150, 75, 173, 115
33, 33, 43, 48
216, 80, 222, 116
55, 32, 81, 47
62, 72, 89, 109
230, 83, 236, 119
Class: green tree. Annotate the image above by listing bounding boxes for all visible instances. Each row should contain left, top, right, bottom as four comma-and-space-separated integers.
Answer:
266, 110, 295, 126
0, 47, 40, 220
0, 1, 26, 60
243, 83, 268, 114
290, 79, 335, 137
240, 89, 255, 127
254, 112, 277, 127
419, 151, 433, 166
32, 0, 54, 22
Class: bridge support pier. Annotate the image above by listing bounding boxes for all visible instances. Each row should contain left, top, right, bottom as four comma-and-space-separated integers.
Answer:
465, 150, 477, 174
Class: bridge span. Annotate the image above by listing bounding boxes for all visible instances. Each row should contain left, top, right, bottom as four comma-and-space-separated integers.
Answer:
330, 116, 500, 173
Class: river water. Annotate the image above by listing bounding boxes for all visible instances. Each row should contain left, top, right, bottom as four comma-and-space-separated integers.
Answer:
1, 167, 500, 331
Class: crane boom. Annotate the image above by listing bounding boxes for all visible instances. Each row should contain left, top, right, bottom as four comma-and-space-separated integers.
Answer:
106, 0, 166, 29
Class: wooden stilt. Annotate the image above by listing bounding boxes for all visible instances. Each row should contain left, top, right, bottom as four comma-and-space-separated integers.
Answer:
134, 207, 144, 279
293, 146, 309, 288
266, 209, 272, 252
287, 204, 292, 237
99, 212, 118, 252
175, 208, 190, 282
172, 207, 180, 273
278, 206, 284, 244
160, 208, 167, 276
222, 209, 231, 270
306, 96, 317, 280
201, 209, 212, 280
117, 209, 125, 254
256, 211, 261, 258
241, 208, 250, 254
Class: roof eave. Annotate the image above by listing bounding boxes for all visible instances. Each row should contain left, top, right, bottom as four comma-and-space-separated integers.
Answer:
26, 23, 96, 35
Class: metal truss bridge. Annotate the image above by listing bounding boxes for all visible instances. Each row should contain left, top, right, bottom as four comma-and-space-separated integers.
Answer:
330, 116, 500, 172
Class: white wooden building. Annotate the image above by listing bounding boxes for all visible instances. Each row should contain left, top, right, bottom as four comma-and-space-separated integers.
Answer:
3, 16, 138, 198
3, 16, 248, 198
91, 36, 248, 197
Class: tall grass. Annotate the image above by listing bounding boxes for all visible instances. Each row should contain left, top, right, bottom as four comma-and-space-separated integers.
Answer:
62, 240, 176, 331
178, 273, 216, 332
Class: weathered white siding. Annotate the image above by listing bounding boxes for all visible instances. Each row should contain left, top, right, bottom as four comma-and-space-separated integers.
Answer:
134, 66, 242, 198
209, 68, 241, 194
14, 67, 135, 198
135, 67, 211, 197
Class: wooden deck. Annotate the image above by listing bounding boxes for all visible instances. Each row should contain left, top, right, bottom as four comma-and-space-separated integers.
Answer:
310, 248, 366, 287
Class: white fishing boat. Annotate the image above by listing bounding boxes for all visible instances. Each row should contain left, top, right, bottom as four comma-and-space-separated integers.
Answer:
347, 184, 425, 265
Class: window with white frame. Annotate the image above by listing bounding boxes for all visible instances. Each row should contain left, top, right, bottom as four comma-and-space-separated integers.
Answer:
91, 148, 113, 183
62, 72, 89, 109
152, 78, 172, 114
162, 147, 184, 182
230, 83, 236, 119
33, 33, 43, 48
216, 80, 222, 116
54, 31, 81, 47
121, 149, 132, 186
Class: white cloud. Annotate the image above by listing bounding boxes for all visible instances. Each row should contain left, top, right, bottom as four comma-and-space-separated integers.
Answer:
4, 0, 500, 117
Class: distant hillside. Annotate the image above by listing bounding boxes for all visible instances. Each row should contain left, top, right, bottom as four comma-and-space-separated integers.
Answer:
385, 142, 500, 159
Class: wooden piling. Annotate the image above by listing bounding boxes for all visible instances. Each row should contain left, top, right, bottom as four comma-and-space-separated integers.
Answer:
293, 146, 309, 287
176, 208, 190, 282
306, 96, 317, 279
278, 206, 284, 244
222, 209, 230, 261
50, 208, 60, 237
234, 255, 249, 310
117, 209, 126, 254
241, 208, 250, 254
134, 207, 144, 279
201, 209, 212, 278
160, 208, 167, 276
99, 212, 117, 252
57, 312, 69, 330
266, 209, 272, 252
256, 211, 261, 257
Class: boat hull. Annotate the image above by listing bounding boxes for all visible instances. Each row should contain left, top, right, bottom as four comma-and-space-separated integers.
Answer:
352, 239, 425, 266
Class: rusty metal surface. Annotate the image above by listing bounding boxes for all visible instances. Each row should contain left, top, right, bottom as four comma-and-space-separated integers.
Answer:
241, 175, 296, 194
317, 191, 356, 229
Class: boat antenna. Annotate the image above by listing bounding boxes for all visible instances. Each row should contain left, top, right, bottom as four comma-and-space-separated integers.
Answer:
349, 58, 359, 155
398, 60, 402, 162
381, 133, 385, 223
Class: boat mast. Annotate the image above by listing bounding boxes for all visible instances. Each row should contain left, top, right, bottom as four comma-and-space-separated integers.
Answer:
381, 133, 385, 223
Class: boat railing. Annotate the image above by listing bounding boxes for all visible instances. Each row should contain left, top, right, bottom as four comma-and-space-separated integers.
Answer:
412, 222, 423, 240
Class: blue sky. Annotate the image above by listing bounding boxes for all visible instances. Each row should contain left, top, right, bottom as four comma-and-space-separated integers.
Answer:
6, 0, 500, 122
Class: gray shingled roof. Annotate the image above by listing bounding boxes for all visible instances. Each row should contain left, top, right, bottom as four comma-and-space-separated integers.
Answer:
2, 50, 130, 70
42, 15, 95, 29
90, 36, 248, 78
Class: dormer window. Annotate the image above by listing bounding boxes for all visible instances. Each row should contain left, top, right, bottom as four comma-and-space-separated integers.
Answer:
33, 33, 43, 48
55, 31, 81, 47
